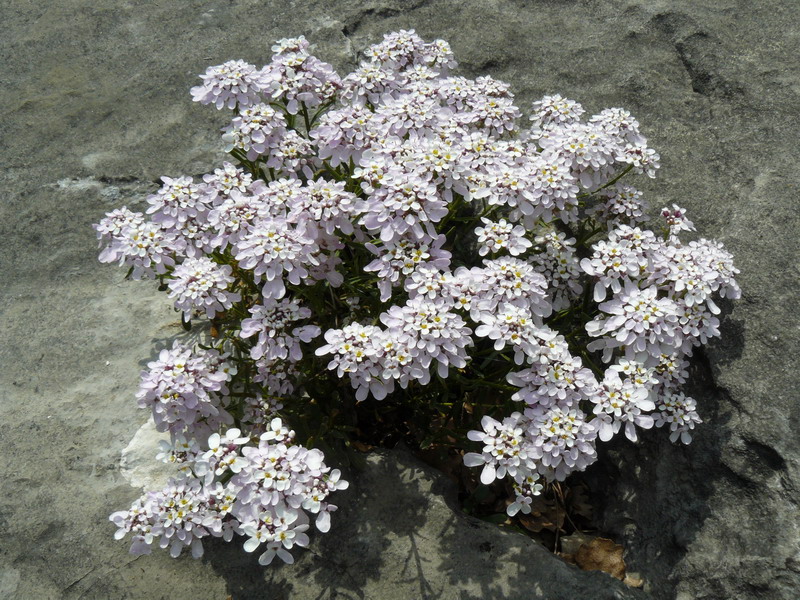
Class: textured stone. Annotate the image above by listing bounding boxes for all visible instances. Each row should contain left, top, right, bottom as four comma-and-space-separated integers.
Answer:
1, 1, 798, 598
119, 418, 172, 490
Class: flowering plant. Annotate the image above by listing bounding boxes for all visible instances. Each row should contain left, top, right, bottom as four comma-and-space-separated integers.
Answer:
96, 30, 740, 565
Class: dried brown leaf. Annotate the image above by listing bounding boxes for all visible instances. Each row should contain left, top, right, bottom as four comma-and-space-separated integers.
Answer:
529, 496, 550, 514
517, 512, 547, 533
559, 531, 595, 556
574, 537, 626, 580
623, 573, 645, 588
350, 440, 374, 452
517, 499, 565, 533
558, 552, 577, 565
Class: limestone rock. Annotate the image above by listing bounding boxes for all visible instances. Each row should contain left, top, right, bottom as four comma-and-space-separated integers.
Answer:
2, 1, 798, 598
119, 418, 173, 490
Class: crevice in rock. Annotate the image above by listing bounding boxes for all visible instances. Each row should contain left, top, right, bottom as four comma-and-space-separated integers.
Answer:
674, 35, 713, 96
341, 0, 433, 39
583, 347, 732, 600
97, 175, 144, 185
342, 8, 400, 38
742, 437, 788, 473
647, 11, 743, 99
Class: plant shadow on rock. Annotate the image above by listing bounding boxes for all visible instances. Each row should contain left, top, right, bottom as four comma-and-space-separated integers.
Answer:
203, 450, 439, 600
139, 322, 216, 370
582, 339, 740, 599
203, 447, 644, 600
709, 298, 746, 369
137, 312, 746, 600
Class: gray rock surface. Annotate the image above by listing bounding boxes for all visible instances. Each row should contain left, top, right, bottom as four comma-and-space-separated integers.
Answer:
118, 440, 645, 600
1, 0, 797, 599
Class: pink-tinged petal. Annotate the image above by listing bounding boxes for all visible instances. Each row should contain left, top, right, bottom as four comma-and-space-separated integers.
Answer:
585, 320, 603, 337
463, 452, 485, 467
475, 324, 492, 338
277, 548, 294, 564
638, 399, 656, 412
316, 512, 331, 533
467, 430, 484, 442
480, 415, 496, 431
191, 538, 204, 559
606, 315, 627, 329
598, 419, 615, 442
169, 541, 182, 558
624, 421, 638, 442
437, 361, 449, 378
258, 548, 276, 565
480, 463, 497, 484
593, 281, 607, 302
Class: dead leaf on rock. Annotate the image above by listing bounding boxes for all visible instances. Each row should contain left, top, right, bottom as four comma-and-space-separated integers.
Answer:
517, 512, 546, 533
559, 531, 595, 555
574, 537, 626, 580
350, 440, 374, 452
558, 552, 577, 565
623, 572, 645, 588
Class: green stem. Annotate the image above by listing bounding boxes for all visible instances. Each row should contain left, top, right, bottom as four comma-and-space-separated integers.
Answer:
301, 103, 312, 133
577, 164, 633, 199
309, 100, 335, 129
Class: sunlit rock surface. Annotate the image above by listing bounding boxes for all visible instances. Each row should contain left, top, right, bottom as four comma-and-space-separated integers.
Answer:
1, 1, 797, 598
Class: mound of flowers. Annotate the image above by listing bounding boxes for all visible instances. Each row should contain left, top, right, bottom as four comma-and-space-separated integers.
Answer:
96, 30, 739, 565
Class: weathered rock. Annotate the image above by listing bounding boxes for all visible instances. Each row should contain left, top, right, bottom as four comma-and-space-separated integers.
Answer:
1, 1, 798, 599
119, 418, 172, 490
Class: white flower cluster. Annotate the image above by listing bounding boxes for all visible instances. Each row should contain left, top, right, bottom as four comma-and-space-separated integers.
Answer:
589, 184, 649, 228
136, 342, 236, 440
110, 421, 348, 565
168, 257, 241, 319
528, 229, 584, 311
240, 298, 321, 363
97, 30, 740, 555
474, 218, 532, 256
583, 225, 740, 363
315, 297, 473, 401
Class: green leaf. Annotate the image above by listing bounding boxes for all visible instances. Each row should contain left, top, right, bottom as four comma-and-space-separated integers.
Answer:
471, 484, 493, 504
480, 513, 509, 525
